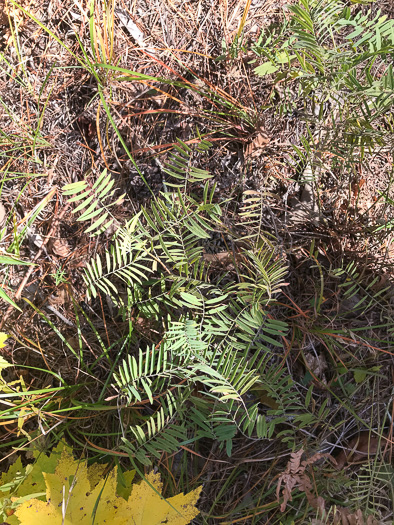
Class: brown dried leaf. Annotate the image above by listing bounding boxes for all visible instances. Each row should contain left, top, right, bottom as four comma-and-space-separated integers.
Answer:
48, 287, 70, 307
347, 510, 363, 525
306, 494, 326, 515
0, 202, 6, 226
49, 238, 71, 258
304, 352, 327, 379
302, 451, 333, 469
289, 448, 304, 474
245, 130, 270, 158
0, 0, 8, 24
203, 251, 241, 270
277, 449, 335, 513
335, 431, 383, 470
77, 116, 96, 142
3, 0, 29, 26
336, 507, 379, 525
277, 474, 301, 511
276, 449, 304, 511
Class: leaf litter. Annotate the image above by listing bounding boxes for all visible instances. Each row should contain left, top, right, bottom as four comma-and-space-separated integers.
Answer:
0, 0, 394, 523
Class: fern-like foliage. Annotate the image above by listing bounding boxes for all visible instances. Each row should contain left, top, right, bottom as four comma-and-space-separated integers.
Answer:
63, 169, 125, 236
113, 317, 300, 461
254, 0, 394, 154
120, 391, 188, 466
162, 138, 213, 188
63, 139, 323, 464
332, 260, 392, 318
352, 462, 394, 517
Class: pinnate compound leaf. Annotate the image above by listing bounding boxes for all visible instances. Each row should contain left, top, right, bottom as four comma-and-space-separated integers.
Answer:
14, 443, 201, 524
276, 448, 334, 513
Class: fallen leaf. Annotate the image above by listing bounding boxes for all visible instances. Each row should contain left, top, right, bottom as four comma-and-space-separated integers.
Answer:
335, 507, 379, 525
128, 471, 202, 525
203, 251, 241, 270
77, 116, 96, 142
0, 333, 9, 349
353, 369, 367, 384
14, 442, 202, 524
48, 287, 69, 306
334, 431, 384, 470
115, 7, 153, 53
15, 460, 124, 524
245, 129, 270, 158
0, 202, 6, 226
0, 0, 8, 25
304, 352, 327, 379
277, 448, 334, 512
48, 238, 71, 258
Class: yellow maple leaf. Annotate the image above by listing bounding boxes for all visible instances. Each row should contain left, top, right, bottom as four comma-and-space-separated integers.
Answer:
15, 445, 202, 525
15, 451, 128, 524
0, 332, 9, 349
128, 471, 202, 525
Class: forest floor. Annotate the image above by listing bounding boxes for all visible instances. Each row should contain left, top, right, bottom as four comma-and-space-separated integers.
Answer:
0, 0, 394, 523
